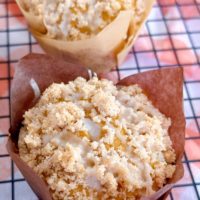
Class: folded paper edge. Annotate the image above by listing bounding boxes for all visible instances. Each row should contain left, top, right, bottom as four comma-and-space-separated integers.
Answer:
117, 0, 156, 65
118, 67, 185, 199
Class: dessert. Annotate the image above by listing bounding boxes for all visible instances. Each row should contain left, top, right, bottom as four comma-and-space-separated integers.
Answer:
16, 0, 155, 72
7, 55, 185, 200
21, 0, 145, 40
18, 76, 176, 200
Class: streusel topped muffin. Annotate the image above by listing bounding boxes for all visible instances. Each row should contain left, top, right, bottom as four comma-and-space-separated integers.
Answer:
21, 0, 145, 40
18, 77, 176, 200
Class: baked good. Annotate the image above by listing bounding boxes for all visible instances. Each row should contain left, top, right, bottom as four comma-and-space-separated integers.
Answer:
22, 0, 145, 40
18, 76, 176, 200
16, 0, 155, 72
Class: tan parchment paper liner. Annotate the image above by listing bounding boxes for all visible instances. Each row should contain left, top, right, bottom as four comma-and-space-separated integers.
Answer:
7, 54, 185, 200
15, 0, 155, 73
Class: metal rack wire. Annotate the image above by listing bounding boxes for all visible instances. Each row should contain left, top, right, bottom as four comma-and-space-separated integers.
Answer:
0, 0, 200, 199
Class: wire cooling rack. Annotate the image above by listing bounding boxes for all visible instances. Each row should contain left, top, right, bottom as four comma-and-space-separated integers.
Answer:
0, 0, 200, 200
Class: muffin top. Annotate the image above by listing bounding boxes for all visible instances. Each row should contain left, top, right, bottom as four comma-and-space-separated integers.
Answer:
18, 77, 176, 200
22, 0, 145, 40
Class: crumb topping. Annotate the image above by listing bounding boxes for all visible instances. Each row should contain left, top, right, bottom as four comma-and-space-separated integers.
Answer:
22, 0, 145, 40
18, 77, 176, 200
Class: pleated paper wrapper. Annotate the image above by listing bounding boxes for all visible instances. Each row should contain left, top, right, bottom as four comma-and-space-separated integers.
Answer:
7, 54, 185, 200
15, 0, 155, 73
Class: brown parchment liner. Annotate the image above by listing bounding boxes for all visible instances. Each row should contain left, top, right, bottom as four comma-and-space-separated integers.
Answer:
7, 54, 185, 200
15, 0, 155, 73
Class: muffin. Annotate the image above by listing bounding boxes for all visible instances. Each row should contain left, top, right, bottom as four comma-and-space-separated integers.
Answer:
21, 0, 145, 40
18, 76, 176, 200
16, 0, 155, 72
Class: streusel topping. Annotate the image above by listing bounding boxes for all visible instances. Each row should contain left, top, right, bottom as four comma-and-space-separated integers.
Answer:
19, 77, 176, 200
22, 0, 145, 40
